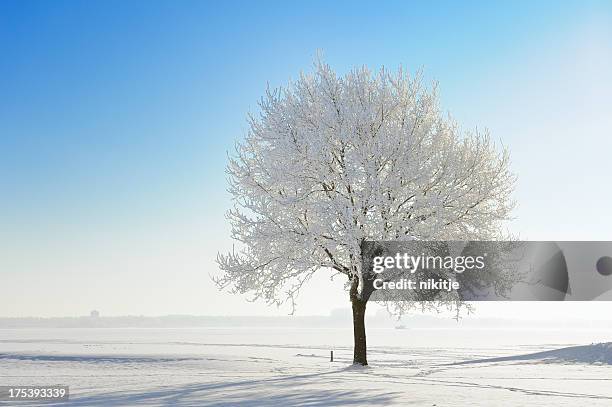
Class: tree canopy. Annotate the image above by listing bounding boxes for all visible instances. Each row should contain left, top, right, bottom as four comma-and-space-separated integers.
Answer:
216, 60, 515, 313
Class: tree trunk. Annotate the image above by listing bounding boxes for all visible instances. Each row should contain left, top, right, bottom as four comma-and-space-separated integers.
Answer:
350, 241, 379, 366
351, 296, 368, 365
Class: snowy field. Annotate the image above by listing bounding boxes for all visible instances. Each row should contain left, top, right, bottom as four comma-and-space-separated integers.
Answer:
2, 327, 612, 406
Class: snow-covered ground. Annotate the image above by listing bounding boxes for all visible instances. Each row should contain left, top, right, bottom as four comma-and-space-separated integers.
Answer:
2, 327, 612, 406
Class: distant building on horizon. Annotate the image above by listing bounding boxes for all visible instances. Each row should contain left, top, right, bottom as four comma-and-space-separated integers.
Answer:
90, 310, 100, 318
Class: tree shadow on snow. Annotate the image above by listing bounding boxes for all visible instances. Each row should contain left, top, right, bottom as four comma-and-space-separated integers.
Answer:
45, 370, 401, 406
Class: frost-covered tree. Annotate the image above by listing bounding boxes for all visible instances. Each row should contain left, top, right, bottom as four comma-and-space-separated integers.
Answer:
216, 60, 515, 365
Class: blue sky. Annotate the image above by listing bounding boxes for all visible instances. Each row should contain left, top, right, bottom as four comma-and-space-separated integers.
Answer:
1, 1, 611, 317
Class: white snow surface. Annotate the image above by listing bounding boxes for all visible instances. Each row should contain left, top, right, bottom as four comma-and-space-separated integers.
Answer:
2, 327, 612, 406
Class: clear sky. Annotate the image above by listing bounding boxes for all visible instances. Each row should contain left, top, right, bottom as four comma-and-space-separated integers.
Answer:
1, 1, 611, 317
